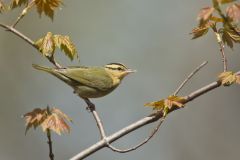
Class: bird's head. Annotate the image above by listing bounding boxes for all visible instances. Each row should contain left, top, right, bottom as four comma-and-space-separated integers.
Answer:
104, 63, 136, 80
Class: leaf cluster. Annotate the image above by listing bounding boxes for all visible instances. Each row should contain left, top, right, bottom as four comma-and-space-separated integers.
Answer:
191, 0, 240, 48
218, 71, 240, 86
35, 32, 77, 61
23, 107, 72, 135
1, 0, 62, 20
145, 95, 185, 117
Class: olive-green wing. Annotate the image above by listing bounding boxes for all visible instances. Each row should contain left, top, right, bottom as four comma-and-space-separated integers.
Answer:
58, 67, 113, 91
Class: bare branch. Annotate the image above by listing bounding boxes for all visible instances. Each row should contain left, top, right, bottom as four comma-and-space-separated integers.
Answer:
70, 75, 226, 160
212, 26, 228, 72
107, 118, 164, 153
174, 61, 208, 95
46, 129, 54, 160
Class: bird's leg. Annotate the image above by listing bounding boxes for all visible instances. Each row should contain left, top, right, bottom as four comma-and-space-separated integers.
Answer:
82, 97, 95, 111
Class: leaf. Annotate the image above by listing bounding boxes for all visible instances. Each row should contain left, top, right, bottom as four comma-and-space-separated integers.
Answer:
41, 111, 71, 135
23, 108, 48, 134
0, 1, 6, 13
226, 3, 240, 23
51, 108, 72, 122
10, 0, 28, 9
236, 74, 240, 84
24, 107, 72, 135
218, 71, 237, 86
145, 95, 185, 117
35, 0, 62, 20
35, 32, 55, 57
197, 7, 215, 22
53, 35, 77, 61
191, 21, 215, 39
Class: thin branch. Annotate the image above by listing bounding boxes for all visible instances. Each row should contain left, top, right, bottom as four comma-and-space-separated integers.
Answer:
107, 117, 164, 153
0, 23, 62, 68
11, 0, 36, 28
46, 129, 54, 160
82, 98, 106, 139
70, 74, 229, 160
212, 26, 228, 72
82, 96, 165, 153
174, 61, 208, 95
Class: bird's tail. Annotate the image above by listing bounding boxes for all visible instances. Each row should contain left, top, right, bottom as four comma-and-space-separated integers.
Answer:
32, 64, 53, 73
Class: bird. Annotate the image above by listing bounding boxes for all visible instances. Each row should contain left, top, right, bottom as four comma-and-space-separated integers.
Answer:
32, 63, 135, 108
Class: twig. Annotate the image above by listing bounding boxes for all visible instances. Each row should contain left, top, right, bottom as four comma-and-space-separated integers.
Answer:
70, 75, 227, 160
107, 117, 164, 153
11, 0, 36, 28
82, 98, 106, 139
46, 129, 54, 160
46, 106, 54, 160
212, 26, 228, 72
82, 97, 165, 153
0, 23, 62, 68
174, 61, 208, 95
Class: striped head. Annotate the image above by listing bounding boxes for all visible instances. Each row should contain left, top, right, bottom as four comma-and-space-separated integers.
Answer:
104, 63, 136, 80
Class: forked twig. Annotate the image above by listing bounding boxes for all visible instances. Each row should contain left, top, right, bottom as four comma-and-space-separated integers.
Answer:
106, 117, 164, 153
174, 61, 208, 95
82, 97, 165, 153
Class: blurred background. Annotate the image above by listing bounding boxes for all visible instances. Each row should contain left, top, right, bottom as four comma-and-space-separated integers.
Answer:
0, 0, 240, 160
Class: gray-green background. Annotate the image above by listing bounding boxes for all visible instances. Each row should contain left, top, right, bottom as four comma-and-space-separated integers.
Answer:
0, 0, 240, 160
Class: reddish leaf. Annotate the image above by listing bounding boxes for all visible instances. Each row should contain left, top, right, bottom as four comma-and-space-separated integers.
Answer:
226, 3, 240, 23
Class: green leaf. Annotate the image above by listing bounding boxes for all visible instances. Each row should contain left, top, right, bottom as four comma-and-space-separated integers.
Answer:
53, 35, 77, 61
218, 0, 236, 4
35, 32, 55, 57
35, 0, 62, 20
191, 22, 215, 39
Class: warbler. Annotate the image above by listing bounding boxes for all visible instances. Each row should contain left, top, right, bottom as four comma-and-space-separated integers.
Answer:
32, 63, 135, 99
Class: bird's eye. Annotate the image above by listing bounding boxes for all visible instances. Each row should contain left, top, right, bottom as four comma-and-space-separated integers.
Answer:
117, 67, 122, 71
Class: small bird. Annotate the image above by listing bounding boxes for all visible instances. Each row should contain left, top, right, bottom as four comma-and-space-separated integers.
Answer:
32, 63, 135, 100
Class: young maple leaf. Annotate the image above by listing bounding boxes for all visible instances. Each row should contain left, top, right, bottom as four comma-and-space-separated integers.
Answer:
35, 0, 62, 20
0, 0, 6, 13
236, 74, 240, 84
145, 95, 186, 117
197, 7, 215, 22
191, 21, 215, 39
23, 108, 48, 134
23, 107, 72, 135
10, 0, 28, 9
35, 32, 55, 57
226, 3, 240, 23
41, 108, 72, 135
218, 71, 237, 86
53, 35, 78, 61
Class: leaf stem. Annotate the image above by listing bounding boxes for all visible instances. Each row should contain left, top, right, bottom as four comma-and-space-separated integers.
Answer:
11, 0, 36, 28
212, 26, 228, 72
47, 129, 54, 160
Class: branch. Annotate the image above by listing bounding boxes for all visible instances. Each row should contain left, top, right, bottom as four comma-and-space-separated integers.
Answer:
174, 61, 208, 95
212, 26, 228, 72
0, 23, 62, 68
107, 118, 164, 153
46, 129, 54, 160
70, 72, 232, 160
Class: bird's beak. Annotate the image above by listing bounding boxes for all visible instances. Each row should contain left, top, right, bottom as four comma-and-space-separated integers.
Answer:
126, 69, 137, 73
